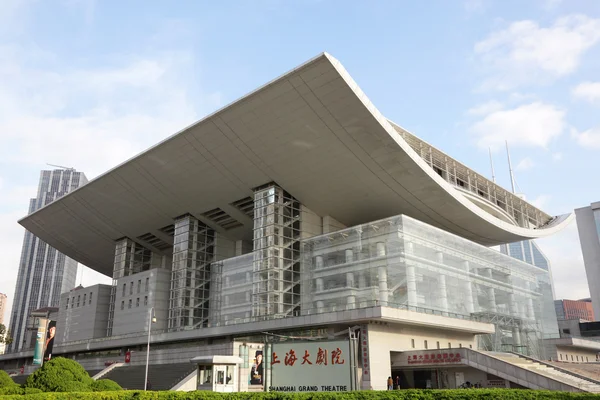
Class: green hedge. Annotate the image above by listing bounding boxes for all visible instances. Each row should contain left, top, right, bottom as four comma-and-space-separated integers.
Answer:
1, 390, 600, 400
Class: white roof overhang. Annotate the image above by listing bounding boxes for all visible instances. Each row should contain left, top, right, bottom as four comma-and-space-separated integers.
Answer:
18, 53, 573, 276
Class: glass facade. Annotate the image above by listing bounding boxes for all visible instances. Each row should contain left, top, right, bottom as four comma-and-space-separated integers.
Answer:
499, 240, 549, 271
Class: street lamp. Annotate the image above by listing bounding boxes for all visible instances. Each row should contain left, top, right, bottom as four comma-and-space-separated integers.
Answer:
144, 307, 156, 391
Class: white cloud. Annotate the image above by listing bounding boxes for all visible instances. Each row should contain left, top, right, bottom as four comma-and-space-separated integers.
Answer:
467, 100, 503, 116
530, 194, 550, 209
474, 15, 600, 90
516, 157, 535, 171
572, 81, 600, 104
471, 102, 565, 150
572, 126, 600, 149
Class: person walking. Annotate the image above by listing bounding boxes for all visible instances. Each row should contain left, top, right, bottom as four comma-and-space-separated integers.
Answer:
387, 376, 393, 390
395, 376, 401, 389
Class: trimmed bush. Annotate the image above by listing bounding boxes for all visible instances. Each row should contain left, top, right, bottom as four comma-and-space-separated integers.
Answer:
1, 390, 600, 400
0, 370, 17, 388
23, 357, 94, 392
91, 379, 122, 392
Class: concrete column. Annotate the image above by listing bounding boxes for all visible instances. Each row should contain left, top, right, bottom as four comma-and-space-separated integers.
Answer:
405, 242, 418, 308
519, 303, 528, 320
512, 327, 521, 347
316, 301, 324, 312
483, 268, 497, 313
316, 278, 323, 292
347, 295, 356, 309
345, 249, 353, 263
315, 256, 324, 269
508, 293, 519, 316
462, 261, 475, 314
527, 282, 536, 319
378, 266, 389, 305
439, 275, 449, 314
346, 272, 355, 288
376, 242, 386, 257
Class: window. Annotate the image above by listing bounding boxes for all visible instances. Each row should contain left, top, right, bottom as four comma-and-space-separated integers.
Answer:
144, 296, 148, 306
83, 294, 87, 305
77, 295, 80, 307
122, 284, 126, 296
436, 341, 440, 349
136, 298, 140, 307
121, 301, 124, 310
145, 277, 150, 292
560, 354, 563, 360
448, 343, 452, 348
571, 355, 574, 361
576, 356, 579, 362
424, 340, 428, 349
130, 282, 134, 295
66, 298, 69, 309
459, 344, 462, 348
128, 299, 132, 309
586, 357, 589, 362
89, 292, 93, 305
469, 345, 472, 349
137, 280, 141, 294
411, 339, 415, 349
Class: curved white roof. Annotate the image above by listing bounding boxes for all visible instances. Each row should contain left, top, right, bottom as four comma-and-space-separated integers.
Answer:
18, 53, 573, 276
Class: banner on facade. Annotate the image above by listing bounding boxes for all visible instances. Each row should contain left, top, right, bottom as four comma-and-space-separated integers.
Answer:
43, 320, 57, 361
32, 318, 48, 366
269, 340, 351, 392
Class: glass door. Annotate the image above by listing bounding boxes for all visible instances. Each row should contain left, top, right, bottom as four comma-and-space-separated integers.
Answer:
213, 365, 236, 392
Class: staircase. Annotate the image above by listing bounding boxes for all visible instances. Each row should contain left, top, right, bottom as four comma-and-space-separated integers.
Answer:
101, 363, 196, 390
478, 351, 600, 392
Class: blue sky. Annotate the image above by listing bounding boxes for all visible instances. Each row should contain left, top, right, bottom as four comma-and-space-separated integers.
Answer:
1, 0, 599, 323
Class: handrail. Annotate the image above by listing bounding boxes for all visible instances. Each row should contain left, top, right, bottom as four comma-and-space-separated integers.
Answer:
508, 351, 600, 386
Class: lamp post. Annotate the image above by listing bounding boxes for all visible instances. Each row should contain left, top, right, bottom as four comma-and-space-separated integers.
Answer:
144, 307, 156, 391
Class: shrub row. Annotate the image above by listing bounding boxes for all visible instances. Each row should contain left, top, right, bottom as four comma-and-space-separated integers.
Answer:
1, 390, 600, 400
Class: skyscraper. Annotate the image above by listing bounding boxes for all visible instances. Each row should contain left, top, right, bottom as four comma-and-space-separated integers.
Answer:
7, 169, 87, 352
575, 202, 600, 321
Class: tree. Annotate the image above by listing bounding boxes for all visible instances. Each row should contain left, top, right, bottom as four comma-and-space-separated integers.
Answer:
0, 324, 13, 345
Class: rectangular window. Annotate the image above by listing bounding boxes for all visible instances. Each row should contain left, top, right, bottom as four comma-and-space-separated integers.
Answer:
144, 296, 148, 306
130, 282, 133, 295
436, 341, 440, 349
122, 284, 126, 296
136, 298, 140, 307
83, 294, 87, 305
77, 295, 80, 307
137, 280, 141, 294
128, 299, 132, 309
89, 292, 93, 304
424, 340, 428, 349
411, 339, 415, 349
145, 277, 150, 292
459, 344, 462, 348
66, 298, 69, 309
448, 343, 452, 348
469, 344, 472, 349
121, 301, 124, 310
560, 354, 563, 360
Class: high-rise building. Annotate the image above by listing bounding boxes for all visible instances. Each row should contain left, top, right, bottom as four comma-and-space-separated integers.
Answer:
499, 240, 555, 298
554, 299, 595, 321
7, 169, 87, 353
575, 202, 600, 321
0, 293, 7, 325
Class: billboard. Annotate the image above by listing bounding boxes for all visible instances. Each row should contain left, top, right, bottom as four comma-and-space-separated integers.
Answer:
269, 340, 351, 392
32, 318, 47, 366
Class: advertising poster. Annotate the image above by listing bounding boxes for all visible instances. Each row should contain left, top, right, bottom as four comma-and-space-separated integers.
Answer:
32, 318, 48, 366
250, 350, 264, 386
269, 340, 351, 392
43, 320, 56, 361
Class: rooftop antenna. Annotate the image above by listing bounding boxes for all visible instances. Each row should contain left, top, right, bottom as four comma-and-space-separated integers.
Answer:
505, 141, 516, 194
46, 163, 75, 171
488, 148, 496, 184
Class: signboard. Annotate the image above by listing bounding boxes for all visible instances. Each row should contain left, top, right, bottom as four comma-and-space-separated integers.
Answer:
404, 351, 463, 366
269, 340, 351, 392
32, 318, 47, 366
360, 325, 370, 384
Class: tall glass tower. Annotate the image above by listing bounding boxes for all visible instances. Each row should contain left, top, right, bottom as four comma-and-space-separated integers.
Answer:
7, 169, 87, 352
499, 240, 555, 298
